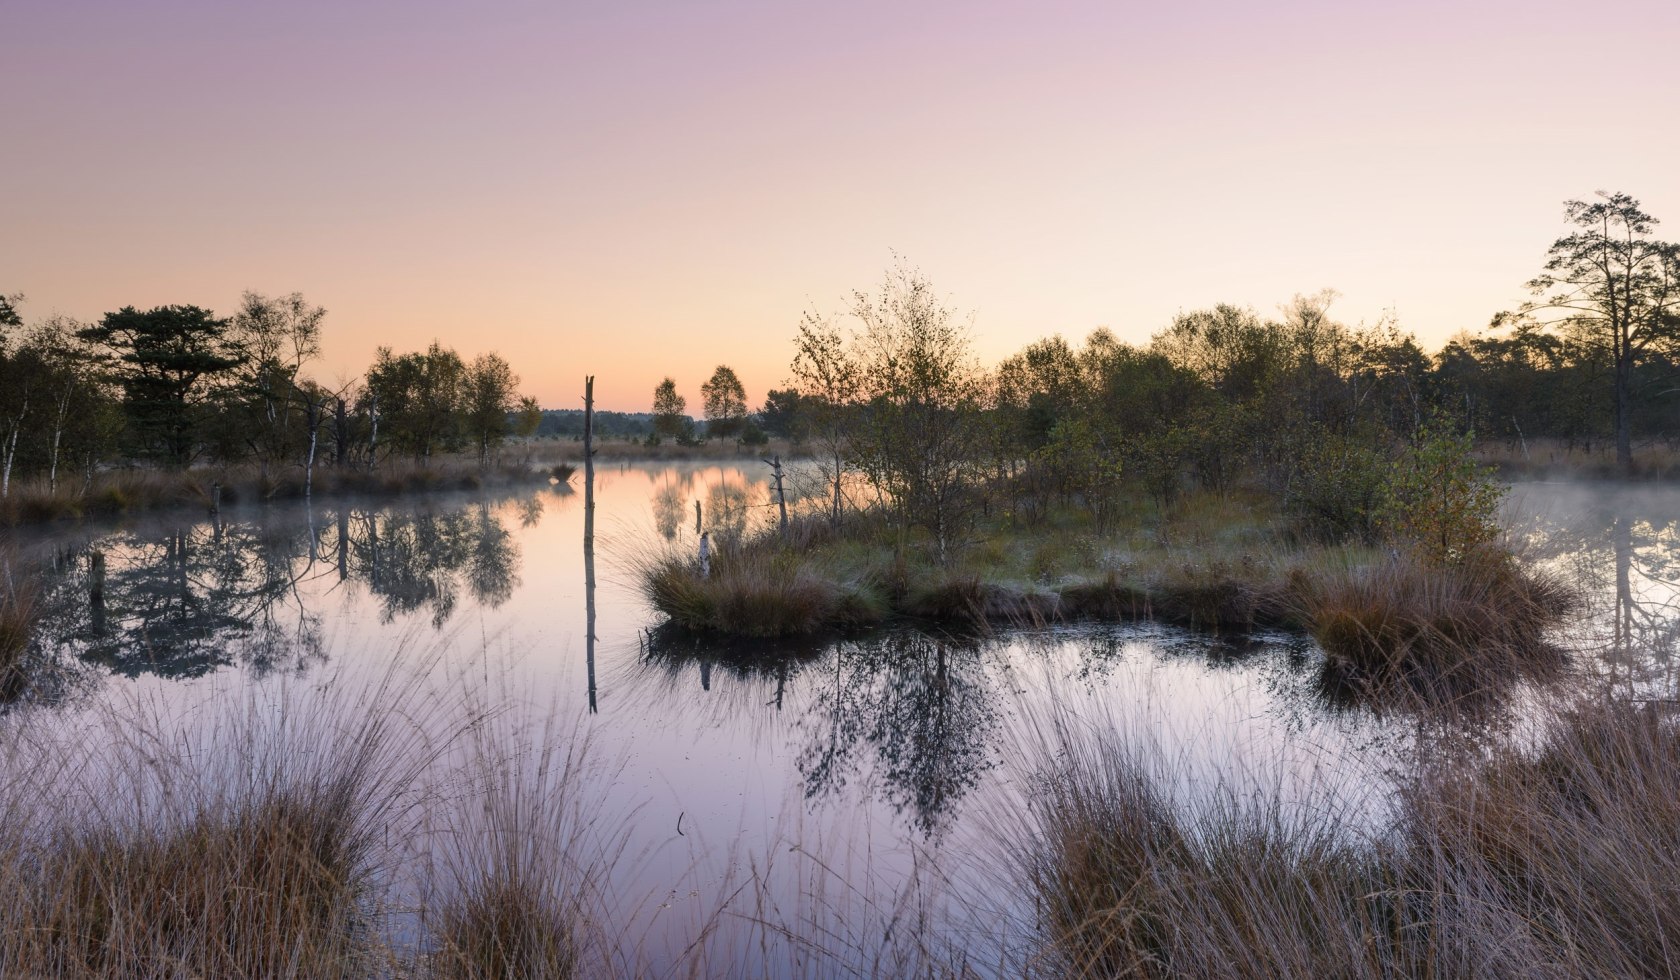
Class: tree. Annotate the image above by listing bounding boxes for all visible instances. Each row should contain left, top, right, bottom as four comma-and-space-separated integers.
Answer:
513, 396, 542, 440
0, 304, 118, 496
790, 312, 861, 521
651, 378, 687, 439
758, 388, 810, 442
364, 342, 467, 462
700, 364, 748, 439
1504, 192, 1680, 474
78, 305, 243, 466
847, 259, 986, 561
463, 352, 520, 464
24, 315, 114, 492
228, 291, 325, 476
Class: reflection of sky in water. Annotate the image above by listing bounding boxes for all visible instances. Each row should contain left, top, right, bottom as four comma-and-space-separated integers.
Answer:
9, 471, 1670, 972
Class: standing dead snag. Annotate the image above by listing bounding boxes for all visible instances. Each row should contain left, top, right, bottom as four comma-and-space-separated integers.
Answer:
583, 375, 598, 713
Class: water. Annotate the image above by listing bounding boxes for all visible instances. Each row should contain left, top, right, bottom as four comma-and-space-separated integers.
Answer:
8, 467, 1669, 972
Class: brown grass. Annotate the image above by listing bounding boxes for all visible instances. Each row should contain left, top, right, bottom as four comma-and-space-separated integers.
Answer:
1288, 546, 1576, 702
0, 665, 447, 978
640, 548, 886, 637
0, 563, 37, 699
421, 714, 618, 980
1009, 695, 1680, 978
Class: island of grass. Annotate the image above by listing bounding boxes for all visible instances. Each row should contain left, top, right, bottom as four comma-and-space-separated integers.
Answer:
639, 426, 1575, 705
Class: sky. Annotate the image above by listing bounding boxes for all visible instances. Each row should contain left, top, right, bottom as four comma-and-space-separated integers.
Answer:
4, 0, 1678, 413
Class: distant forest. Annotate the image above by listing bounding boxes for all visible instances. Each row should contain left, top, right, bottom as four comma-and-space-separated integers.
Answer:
534, 409, 657, 440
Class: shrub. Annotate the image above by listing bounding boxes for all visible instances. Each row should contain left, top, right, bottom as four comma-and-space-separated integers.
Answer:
1379, 418, 1505, 565
1284, 430, 1390, 543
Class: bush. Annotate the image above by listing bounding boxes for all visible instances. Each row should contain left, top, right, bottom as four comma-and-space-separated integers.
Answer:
1379, 419, 1504, 565
1284, 431, 1390, 543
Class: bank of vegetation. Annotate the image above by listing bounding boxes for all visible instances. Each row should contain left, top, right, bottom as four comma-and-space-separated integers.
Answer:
640, 213, 1644, 697
0, 291, 552, 526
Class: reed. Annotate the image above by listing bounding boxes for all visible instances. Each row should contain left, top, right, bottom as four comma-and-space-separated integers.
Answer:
1006, 694, 1680, 978
1287, 545, 1576, 700
0, 569, 36, 696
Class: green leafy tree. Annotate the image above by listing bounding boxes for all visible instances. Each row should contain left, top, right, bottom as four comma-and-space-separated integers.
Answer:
650, 377, 687, 439
78, 305, 243, 466
847, 259, 987, 561
513, 396, 542, 440
1380, 417, 1505, 565
791, 312, 861, 521
364, 342, 467, 462
463, 352, 520, 464
757, 388, 810, 442
700, 364, 749, 439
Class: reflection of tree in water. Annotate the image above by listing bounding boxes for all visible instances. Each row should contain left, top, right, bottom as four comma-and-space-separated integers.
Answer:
33, 522, 326, 680
1514, 489, 1680, 698
342, 502, 521, 628
643, 626, 995, 837
651, 478, 687, 541
797, 631, 996, 837
515, 494, 545, 529
702, 481, 755, 544
30, 495, 532, 683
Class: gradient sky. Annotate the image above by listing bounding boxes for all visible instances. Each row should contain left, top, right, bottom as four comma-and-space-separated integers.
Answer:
5, 0, 1678, 412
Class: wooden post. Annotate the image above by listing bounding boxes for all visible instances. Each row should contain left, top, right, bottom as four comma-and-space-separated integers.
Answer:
694, 499, 702, 536
337, 509, 349, 581
698, 531, 710, 579
764, 454, 788, 539
583, 376, 598, 714
89, 550, 106, 634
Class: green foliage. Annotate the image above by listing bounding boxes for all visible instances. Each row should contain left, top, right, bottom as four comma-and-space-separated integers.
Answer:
463, 352, 520, 463
1284, 430, 1390, 543
700, 364, 748, 438
1031, 418, 1124, 530
1379, 418, 1506, 564
1126, 426, 1190, 509
365, 342, 468, 461
650, 377, 687, 438
757, 388, 810, 442
78, 305, 243, 466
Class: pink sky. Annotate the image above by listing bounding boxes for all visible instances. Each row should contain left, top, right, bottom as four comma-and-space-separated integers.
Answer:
5, 0, 1678, 412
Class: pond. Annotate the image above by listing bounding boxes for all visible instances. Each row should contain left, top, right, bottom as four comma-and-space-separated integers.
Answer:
7, 466, 1673, 973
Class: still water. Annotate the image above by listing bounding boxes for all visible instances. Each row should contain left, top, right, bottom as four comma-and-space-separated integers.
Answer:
9, 466, 1672, 972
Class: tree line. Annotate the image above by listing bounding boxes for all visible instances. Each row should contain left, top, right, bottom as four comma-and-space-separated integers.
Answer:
743, 192, 1680, 557
0, 291, 541, 497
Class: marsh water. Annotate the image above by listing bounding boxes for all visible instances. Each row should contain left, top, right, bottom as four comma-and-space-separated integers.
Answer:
9, 465, 1677, 972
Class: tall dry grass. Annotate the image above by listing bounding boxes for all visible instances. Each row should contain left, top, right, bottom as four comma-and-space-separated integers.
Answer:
1288, 546, 1577, 702
0, 657, 641, 979
1006, 694, 1680, 979
0, 662, 452, 978
418, 710, 621, 980
0, 556, 39, 700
